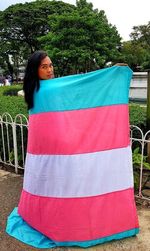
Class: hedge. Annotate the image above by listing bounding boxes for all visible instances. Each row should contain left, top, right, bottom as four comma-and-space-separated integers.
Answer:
0, 85, 28, 118
0, 85, 147, 129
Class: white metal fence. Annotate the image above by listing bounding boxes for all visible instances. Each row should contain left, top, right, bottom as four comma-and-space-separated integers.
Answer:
0, 113, 28, 173
0, 113, 150, 201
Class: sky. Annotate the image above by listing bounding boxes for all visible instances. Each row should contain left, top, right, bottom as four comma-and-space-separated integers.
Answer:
0, 0, 149, 41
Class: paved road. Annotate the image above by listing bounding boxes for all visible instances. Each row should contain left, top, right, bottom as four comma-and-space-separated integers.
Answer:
0, 169, 150, 251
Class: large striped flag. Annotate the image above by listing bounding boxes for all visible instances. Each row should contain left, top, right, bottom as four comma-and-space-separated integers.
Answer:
6, 66, 139, 248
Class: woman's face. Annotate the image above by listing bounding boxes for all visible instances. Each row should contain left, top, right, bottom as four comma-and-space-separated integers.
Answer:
38, 56, 54, 80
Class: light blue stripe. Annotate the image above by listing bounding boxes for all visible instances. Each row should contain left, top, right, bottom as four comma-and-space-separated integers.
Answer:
30, 66, 132, 114
56, 228, 139, 248
6, 207, 139, 249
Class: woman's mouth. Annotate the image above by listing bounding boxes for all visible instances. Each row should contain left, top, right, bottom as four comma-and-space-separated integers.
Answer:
47, 74, 53, 78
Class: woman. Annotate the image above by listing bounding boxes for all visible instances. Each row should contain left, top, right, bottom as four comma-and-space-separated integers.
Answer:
6, 51, 139, 249
23, 50, 54, 110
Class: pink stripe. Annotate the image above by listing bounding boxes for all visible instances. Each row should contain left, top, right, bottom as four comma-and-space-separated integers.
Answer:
18, 188, 139, 242
27, 105, 130, 154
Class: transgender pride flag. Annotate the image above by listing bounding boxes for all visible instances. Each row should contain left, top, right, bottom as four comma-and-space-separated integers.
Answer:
6, 66, 139, 248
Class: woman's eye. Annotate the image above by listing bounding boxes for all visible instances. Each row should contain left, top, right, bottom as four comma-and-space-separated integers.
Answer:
41, 64, 53, 69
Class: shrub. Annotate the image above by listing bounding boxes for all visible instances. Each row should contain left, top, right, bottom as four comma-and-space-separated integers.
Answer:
0, 86, 147, 125
129, 103, 146, 130
132, 147, 150, 191
0, 85, 28, 118
3, 87, 22, 96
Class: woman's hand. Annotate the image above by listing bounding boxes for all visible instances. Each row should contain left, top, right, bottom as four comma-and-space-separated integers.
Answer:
114, 63, 128, 66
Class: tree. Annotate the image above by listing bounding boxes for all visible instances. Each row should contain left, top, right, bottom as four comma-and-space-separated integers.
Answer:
40, 0, 122, 76
131, 22, 150, 49
0, 0, 75, 52
0, 0, 75, 76
121, 22, 150, 70
120, 41, 147, 71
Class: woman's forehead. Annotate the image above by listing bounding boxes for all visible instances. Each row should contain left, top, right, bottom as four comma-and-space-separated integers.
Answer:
41, 56, 52, 65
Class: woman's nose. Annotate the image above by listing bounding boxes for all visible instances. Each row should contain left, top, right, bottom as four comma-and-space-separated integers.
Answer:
47, 66, 52, 72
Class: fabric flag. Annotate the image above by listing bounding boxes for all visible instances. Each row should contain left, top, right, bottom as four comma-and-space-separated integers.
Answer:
6, 66, 139, 248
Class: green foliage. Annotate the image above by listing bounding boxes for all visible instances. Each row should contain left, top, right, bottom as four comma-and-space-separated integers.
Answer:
0, 123, 28, 167
129, 103, 146, 128
133, 171, 140, 191
0, 86, 28, 118
131, 22, 150, 50
121, 21, 150, 70
0, 0, 74, 51
0, 0, 149, 75
0, 0, 75, 75
0, 86, 147, 126
0, 86, 28, 166
3, 86, 22, 96
132, 147, 150, 170
132, 147, 150, 191
0, 85, 21, 95
120, 41, 147, 71
40, 0, 122, 75
0, 85, 149, 189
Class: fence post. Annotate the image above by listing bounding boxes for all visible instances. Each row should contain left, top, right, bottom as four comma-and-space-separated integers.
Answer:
147, 138, 150, 163
146, 70, 150, 130
146, 70, 150, 163
1, 121, 6, 162
12, 122, 18, 174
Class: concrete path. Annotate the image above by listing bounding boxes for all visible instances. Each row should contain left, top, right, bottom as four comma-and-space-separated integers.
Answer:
0, 169, 150, 251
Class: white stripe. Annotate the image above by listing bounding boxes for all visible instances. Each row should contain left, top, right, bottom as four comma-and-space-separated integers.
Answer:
23, 146, 133, 198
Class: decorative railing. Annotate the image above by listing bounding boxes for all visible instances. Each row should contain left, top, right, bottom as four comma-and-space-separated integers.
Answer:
0, 113, 28, 173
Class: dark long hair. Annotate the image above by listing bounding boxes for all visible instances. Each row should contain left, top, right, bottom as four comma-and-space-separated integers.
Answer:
23, 50, 48, 110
